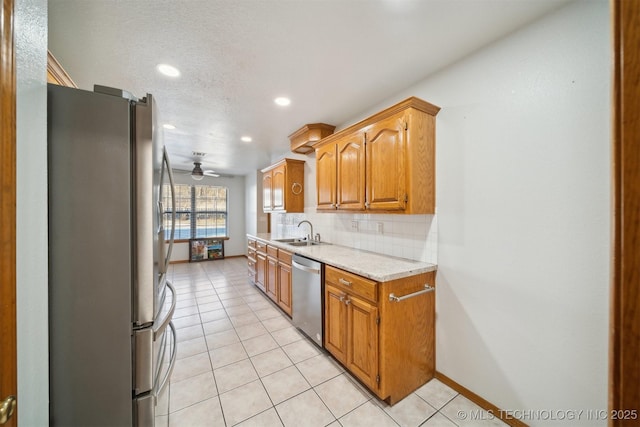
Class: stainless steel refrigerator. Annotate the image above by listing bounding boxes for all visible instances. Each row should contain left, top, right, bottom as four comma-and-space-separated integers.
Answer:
48, 84, 177, 426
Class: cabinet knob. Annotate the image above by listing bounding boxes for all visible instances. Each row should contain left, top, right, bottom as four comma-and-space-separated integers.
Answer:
344, 298, 351, 306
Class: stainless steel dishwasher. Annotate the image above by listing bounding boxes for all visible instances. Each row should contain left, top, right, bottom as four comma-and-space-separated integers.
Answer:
292, 254, 324, 347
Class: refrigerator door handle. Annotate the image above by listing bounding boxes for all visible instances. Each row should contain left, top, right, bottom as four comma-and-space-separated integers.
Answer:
155, 321, 177, 403
153, 280, 176, 340
162, 147, 176, 273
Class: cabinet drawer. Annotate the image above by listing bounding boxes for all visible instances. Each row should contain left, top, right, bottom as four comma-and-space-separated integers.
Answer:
256, 240, 267, 253
278, 249, 292, 264
267, 245, 279, 258
248, 238, 256, 248
247, 247, 256, 260
325, 265, 377, 303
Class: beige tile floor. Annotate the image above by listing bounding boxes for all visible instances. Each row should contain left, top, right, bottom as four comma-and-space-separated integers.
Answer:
165, 258, 506, 427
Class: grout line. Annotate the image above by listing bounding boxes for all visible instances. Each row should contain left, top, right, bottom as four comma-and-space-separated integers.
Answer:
170, 259, 465, 427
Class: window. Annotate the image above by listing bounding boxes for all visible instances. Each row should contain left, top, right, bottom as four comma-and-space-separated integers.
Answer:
162, 184, 228, 240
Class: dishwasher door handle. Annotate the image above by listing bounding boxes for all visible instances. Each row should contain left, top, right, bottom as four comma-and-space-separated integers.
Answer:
292, 259, 321, 275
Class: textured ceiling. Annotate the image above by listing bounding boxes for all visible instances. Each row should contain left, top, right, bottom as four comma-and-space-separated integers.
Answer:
48, 0, 569, 176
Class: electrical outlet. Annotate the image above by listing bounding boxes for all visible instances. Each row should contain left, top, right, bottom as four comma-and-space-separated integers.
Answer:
376, 222, 383, 234
351, 220, 359, 231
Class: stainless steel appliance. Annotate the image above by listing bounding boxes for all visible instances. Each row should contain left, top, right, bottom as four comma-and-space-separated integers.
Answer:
292, 254, 324, 347
48, 84, 177, 426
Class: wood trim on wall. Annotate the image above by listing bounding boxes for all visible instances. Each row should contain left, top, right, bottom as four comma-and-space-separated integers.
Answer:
609, 0, 640, 424
0, 0, 18, 425
46, 50, 77, 87
435, 372, 527, 427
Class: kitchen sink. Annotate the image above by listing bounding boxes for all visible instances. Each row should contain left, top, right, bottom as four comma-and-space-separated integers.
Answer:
288, 241, 323, 247
272, 238, 326, 247
272, 238, 327, 247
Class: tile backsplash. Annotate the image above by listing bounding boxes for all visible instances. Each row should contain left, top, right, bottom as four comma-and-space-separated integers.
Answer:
270, 209, 437, 264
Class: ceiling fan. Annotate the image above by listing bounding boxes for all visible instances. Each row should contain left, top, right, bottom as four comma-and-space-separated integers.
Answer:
190, 161, 219, 180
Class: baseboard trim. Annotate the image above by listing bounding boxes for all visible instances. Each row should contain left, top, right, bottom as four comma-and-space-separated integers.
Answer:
170, 254, 247, 264
435, 372, 528, 427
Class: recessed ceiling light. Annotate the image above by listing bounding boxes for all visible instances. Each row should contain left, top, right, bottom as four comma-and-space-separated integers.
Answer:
163, 124, 176, 130
157, 64, 180, 77
241, 136, 252, 143
274, 97, 291, 106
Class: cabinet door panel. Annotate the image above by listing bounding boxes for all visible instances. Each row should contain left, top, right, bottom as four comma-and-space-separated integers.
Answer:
277, 262, 292, 316
256, 253, 266, 292
337, 133, 365, 210
272, 165, 286, 210
347, 295, 379, 391
262, 172, 273, 211
316, 144, 336, 210
366, 113, 406, 211
324, 284, 348, 364
266, 256, 278, 302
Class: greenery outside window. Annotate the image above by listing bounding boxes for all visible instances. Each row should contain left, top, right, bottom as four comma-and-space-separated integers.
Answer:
162, 184, 228, 240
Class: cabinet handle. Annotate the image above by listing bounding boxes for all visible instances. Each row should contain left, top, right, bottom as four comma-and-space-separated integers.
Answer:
364, 202, 370, 209
388, 284, 435, 302
344, 298, 351, 305
338, 278, 352, 287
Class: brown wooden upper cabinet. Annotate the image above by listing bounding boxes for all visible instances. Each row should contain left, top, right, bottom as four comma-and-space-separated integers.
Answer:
261, 158, 305, 213
314, 97, 440, 214
317, 130, 366, 211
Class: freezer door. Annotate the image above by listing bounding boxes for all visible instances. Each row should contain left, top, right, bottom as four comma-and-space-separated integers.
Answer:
132, 94, 163, 326
134, 321, 176, 427
134, 281, 176, 396
135, 395, 154, 427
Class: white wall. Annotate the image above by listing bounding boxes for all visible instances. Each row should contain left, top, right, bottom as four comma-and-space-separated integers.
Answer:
170, 172, 247, 260
15, 0, 49, 424
244, 169, 269, 237
366, 0, 609, 422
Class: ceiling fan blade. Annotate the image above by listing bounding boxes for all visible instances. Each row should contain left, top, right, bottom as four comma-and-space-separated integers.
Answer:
203, 170, 220, 177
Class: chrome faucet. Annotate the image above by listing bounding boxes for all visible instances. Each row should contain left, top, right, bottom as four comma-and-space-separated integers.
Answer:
297, 220, 314, 242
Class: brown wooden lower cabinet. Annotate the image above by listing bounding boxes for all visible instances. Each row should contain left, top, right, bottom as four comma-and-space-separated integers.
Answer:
247, 237, 293, 318
266, 254, 278, 301
324, 265, 435, 405
255, 251, 267, 293
276, 250, 293, 316
247, 245, 257, 283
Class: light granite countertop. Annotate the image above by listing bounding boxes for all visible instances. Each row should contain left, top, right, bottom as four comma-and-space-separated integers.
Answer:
249, 233, 436, 282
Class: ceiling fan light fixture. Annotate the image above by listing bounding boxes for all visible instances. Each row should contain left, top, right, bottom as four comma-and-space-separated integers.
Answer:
241, 136, 252, 143
191, 162, 205, 180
